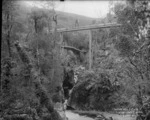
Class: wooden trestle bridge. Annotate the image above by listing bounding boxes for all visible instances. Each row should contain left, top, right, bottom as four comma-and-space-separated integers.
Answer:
52, 23, 122, 70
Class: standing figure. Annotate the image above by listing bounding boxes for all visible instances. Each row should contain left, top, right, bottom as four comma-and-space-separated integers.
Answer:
53, 13, 58, 25
75, 19, 79, 27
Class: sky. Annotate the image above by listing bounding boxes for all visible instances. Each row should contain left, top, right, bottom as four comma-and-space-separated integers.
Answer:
24, 1, 110, 18
55, 1, 109, 18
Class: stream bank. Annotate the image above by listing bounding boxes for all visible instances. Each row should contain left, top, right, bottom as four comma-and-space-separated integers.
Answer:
66, 110, 136, 120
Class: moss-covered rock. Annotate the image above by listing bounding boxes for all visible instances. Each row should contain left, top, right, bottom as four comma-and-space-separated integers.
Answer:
68, 71, 116, 111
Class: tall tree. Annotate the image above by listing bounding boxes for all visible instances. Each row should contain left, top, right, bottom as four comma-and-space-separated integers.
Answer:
113, 0, 150, 107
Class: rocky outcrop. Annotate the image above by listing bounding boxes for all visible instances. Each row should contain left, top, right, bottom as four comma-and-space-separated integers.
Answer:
68, 71, 116, 111
63, 67, 75, 99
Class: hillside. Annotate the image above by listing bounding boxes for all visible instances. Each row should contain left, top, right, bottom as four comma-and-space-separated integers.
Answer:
56, 11, 97, 28
18, 2, 98, 29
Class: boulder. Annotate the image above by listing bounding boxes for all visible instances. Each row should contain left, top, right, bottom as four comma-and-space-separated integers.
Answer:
54, 102, 68, 120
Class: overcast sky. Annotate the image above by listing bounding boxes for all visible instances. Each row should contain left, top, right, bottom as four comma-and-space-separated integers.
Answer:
56, 1, 109, 18
24, 1, 110, 18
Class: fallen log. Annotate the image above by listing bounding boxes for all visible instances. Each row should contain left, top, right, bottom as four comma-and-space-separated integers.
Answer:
14, 41, 63, 120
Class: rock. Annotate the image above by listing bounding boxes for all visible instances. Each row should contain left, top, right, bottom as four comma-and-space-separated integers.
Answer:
95, 114, 107, 120
54, 102, 68, 120
54, 102, 64, 112
58, 111, 67, 120
64, 100, 68, 110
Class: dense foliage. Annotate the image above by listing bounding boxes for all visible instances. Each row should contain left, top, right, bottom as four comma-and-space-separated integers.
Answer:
68, 0, 150, 112
69, 70, 121, 111
1, 0, 150, 119
1, 1, 64, 120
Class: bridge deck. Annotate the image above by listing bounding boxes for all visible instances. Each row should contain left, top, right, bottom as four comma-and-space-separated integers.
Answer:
51, 23, 121, 33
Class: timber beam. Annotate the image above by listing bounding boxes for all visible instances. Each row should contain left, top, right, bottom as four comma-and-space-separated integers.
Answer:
62, 46, 87, 53
51, 23, 122, 33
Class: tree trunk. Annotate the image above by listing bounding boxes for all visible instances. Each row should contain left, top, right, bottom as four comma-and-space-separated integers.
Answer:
6, 13, 12, 57
14, 41, 63, 120
7, 31, 11, 57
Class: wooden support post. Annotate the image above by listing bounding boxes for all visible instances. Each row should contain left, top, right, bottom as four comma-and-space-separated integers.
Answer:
60, 32, 63, 43
60, 32, 64, 55
89, 30, 92, 70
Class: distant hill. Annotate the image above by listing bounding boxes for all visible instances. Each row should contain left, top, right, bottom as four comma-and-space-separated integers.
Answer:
56, 11, 97, 28
17, 2, 99, 29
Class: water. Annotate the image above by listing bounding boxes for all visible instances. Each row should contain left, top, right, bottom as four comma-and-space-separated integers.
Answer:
65, 110, 136, 120
66, 110, 94, 120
